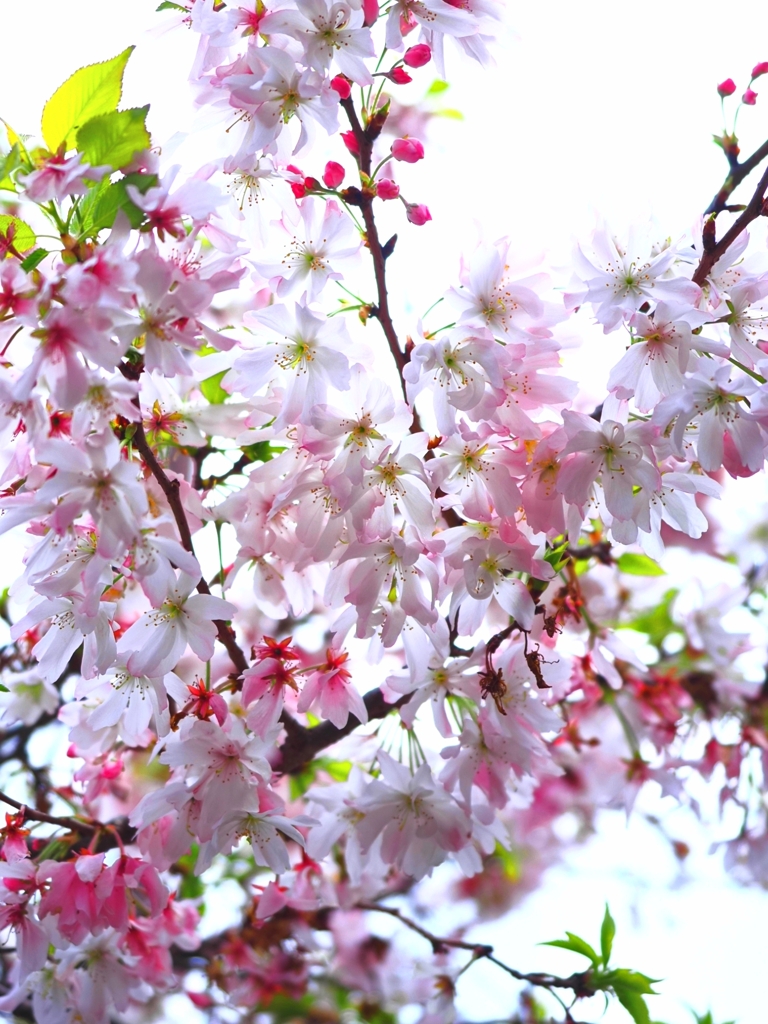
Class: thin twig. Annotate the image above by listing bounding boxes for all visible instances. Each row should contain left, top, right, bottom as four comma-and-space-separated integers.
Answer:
357, 901, 594, 995
128, 414, 249, 677
693, 162, 768, 286
705, 135, 768, 216
0, 791, 96, 834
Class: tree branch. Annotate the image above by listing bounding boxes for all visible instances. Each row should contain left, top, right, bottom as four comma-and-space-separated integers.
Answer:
0, 791, 96, 834
274, 687, 411, 775
356, 901, 596, 996
693, 162, 768, 286
704, 135, 768, 216
129, 416, 249, 676
339, 97, 413, 409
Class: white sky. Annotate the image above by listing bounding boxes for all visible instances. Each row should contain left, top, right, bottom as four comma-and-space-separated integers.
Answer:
4, 1, 768, 1022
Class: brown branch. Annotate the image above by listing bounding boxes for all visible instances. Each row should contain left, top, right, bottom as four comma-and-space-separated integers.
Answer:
705, 135, 768, 216
339, 97, 415, 418
274, 687, 411, 775
129, 417, 249, 676
693, 162, 768, 286
357, 901, 595, 996
0, 791, 96, 834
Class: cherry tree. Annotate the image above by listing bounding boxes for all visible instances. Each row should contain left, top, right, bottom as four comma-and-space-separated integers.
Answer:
0, 5, 767, 1023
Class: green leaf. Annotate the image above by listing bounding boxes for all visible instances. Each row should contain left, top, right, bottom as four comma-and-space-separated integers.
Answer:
20, 248, 49, 272
426, 79, 450, 96
605, 969, 658, 995
0, 215, 36, 254
240, 441, 285, 464
77, 171, 156, 236
435, 107, 464, 120
289, 762, 318, 800
0, 144, 21, 190
156, 0, 188, 9
616, 552, 665, 577
627, 589, 678, 647
613, 985, 652, 1024
77, 106, 150, 170
317, 758, 352, 782
600, 904, 616, 965
0, 682, 8, 692
200, 370, 230, 404
541, 932, 600, 966
42, 46, 135, 152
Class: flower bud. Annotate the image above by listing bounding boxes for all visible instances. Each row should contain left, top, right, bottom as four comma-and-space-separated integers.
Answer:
331, 75, 352, 100
323, 161, 345, 189
405, 202, 432, 226
362, 0, 379, 26
403, 44, 432, 68
717, 78, 737, 97
341, 131, 360, 157
388, 67, 413, 84
752, 62, 768, 79
743, 88, 758, 105
376, 178, 400, 200
392, 137, 424, 163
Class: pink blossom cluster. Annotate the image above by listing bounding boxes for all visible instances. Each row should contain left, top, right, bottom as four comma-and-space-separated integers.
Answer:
2, 4, 768, 1021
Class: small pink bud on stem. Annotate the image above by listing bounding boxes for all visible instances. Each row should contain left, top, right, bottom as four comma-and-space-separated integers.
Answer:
403, 44, 432, 68
392, 137, 425, 163
323, 161, 345, 189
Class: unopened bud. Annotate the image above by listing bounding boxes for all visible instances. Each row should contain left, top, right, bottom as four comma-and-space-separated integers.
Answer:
387, 67, 413, 84
341, 130, 360, 157
376, 178, 400, 200
405, 202, 432, 226
323, 161, 345, 188
717, 78, 737, 97
392, 137, 424, 163
752, 62, 768, 79
362, 0, 379, 26
331, 75, 352, 100
403, 44, 432, 68
743, 88, 758, 105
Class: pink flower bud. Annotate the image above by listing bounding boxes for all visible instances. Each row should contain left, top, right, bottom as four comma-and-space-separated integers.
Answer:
362, 0, 379, 26
752, 62, 768, 79
323, 161, 345, 189
341, 131, 360, 157
406, 202, 432, 226
743, 88, 758, 105
331, 75, 352, 100
391, 137, 424, 163
388, 67, 413, 84
403, 44, 432, 68
376, 178, 400, 200
717, 78, 737, 97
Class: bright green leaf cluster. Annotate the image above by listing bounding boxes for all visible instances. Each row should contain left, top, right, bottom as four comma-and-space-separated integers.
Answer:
41, 47, 135, 152
542, 906, 662, 1024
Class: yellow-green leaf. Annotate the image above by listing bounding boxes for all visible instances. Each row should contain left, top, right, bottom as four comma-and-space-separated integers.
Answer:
41, 47, 135, 152
600, 904, 616, 965
200, 370, 229, 404
0, 215, 36, 255
616, 553, 665, 577
77, 106, 150, 170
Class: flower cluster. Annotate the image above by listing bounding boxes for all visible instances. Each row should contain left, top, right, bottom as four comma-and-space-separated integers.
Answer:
0, 6, 768, 1023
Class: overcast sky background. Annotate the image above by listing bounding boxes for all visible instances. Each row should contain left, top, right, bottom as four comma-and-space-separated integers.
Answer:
4, 2, 768, 1022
